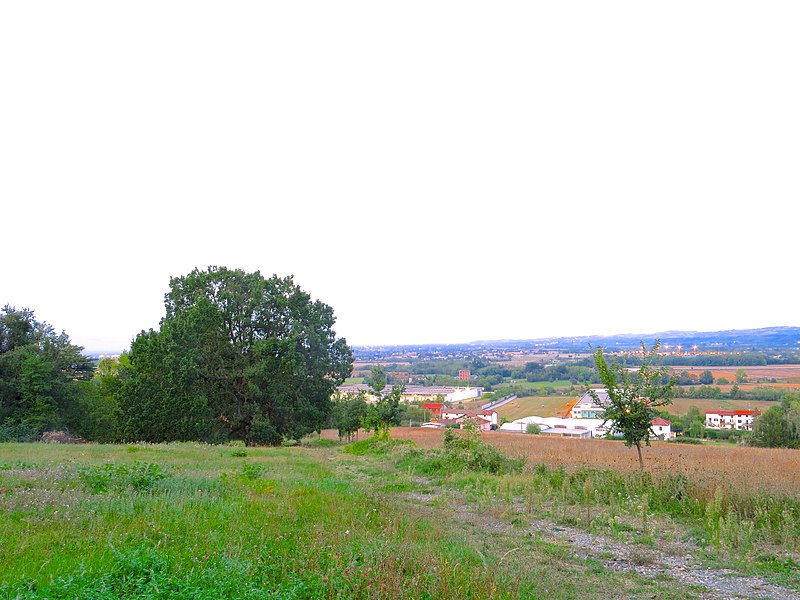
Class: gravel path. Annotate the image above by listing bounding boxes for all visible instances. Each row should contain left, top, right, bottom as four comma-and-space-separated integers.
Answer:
527, 518, 800, 600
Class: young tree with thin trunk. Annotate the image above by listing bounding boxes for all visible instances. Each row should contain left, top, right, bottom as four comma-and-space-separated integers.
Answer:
589, 341, 675, 470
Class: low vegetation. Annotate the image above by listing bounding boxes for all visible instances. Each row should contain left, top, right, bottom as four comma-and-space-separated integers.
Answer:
3, 431, 799, 598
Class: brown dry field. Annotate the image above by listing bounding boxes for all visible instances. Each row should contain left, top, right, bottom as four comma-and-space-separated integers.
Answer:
379, 428, 800, 499
670, 364, 800, 384
667, 397, 778, 415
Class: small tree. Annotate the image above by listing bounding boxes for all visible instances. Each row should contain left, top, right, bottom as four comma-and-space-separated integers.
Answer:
362, 366, 404, 439
590, 341, 675, 470
331, 392, 368, 442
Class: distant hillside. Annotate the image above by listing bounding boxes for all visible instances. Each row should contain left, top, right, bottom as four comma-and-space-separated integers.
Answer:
469, 326, 800, 352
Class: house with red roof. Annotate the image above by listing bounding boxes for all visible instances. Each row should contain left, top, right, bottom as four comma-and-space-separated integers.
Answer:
421, 402, 444, 419
650, 417, 674, 440
441, 408, 498, 427
705, 409, 760, 431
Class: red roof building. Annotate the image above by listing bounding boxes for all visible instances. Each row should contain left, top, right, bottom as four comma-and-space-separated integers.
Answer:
704, 409, 760, 431
421, 402, 444, 418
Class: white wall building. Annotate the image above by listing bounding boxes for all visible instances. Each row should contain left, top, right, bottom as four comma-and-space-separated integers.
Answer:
335, 384, 483, 405
705, 410, 760, 430
570, 390, 609, 419
499, 416, 609, 438
650, 418, 674, 440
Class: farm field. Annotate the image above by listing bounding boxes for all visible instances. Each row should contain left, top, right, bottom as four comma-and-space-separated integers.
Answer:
388, 428, 800, 496
495, 395, 576, 420
495, 394, 781, 421
669, 364, 800, 384
667, 397, 778, 415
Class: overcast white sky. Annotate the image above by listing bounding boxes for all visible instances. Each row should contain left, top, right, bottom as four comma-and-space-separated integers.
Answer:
1, 2, 798, 352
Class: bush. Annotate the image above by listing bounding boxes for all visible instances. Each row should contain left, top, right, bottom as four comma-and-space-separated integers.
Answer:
667, 437, 703, 445
526, 423, 541, 434
399, 428, 524, 476
343, 436, 415, 456
78, 462, 168, 493
0, 420, 39, 443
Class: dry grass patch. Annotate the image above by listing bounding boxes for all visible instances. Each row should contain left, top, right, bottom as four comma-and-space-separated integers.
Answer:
389, 428, 800, 499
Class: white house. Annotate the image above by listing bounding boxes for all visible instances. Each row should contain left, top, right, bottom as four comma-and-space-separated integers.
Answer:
570, 390, 609, 419
650, 417, 674, 440
705, 409, 760, 431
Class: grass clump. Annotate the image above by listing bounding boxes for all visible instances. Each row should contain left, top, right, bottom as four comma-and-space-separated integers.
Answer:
399, 427, 524, 476
343, 435, 415, 456
78, 461, 168, 493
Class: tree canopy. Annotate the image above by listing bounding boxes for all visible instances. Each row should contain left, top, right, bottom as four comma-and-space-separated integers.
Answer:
118, 267, 352, 445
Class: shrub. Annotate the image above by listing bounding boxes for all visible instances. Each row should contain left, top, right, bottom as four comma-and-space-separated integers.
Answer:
399, 428, 524, 476
78, 462, 168, 493
0, 420, 39, 443
344, 436, 415, 456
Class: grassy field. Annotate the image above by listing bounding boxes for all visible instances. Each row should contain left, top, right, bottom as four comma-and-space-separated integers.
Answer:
2, 435, 800, 598
495, 396, 575, 420
667, 397, 779, 415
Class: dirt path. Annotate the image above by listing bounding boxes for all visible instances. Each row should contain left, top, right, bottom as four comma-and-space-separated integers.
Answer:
399, 482, 799, 600
524, 518, 800, 600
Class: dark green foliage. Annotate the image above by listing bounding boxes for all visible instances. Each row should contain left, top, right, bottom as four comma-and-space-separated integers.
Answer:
78, 462, 168, 493
117, 267, 352, 444
330, 392, 368, 442
751, 398, 800, 448
699, 370, 715, 385
361, 367, 403, 439
0, 305, 94, 439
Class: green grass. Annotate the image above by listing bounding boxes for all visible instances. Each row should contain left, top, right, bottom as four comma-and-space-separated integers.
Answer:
2, 442, 542, 598
496, 395, 576, 420
2, 440, 797, 598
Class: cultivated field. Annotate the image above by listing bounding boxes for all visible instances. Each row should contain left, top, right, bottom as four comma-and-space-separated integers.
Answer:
669, 364, 800, 384
668, 397, 778, 415
388, 428, 800, 498
495, 395, 575, 420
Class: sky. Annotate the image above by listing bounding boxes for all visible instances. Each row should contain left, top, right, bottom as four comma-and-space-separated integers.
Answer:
1, 2, 798, 352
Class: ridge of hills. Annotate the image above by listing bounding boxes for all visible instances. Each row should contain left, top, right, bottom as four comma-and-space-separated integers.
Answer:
355, 327, 800, 352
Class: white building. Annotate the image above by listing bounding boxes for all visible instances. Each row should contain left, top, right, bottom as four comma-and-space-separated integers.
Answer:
334, 384, 483, 405
650, 418, 674, 440
440, 408, 498, 427
500, 414, 674, 440
570, 390, 609, 419
705, 410, 760, 431
499, 416, 609, 438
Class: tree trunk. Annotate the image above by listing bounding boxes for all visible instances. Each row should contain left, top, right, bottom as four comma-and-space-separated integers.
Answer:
636, 442, 644, 471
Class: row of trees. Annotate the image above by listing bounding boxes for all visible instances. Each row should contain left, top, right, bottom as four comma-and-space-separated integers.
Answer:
1, 267, 353, 445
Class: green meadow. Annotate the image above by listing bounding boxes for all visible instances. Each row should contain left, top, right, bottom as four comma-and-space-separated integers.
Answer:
2, 437, 798, 599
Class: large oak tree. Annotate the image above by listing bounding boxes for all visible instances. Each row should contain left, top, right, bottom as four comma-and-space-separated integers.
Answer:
119, 267, 352, 444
